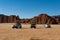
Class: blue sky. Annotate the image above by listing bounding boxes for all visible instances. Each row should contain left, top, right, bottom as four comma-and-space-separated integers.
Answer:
0, 0, 60, 18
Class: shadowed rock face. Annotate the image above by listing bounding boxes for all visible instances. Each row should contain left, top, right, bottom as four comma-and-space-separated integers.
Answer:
30, 14, 58, 24
0, 14, 59, 24
52, 15, 60, 24
0, 14, 20, 23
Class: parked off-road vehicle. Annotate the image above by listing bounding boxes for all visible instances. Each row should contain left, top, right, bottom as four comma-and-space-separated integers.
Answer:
12, 23, 22, 29
31, 22, 36, 28
44, 24, 51, 28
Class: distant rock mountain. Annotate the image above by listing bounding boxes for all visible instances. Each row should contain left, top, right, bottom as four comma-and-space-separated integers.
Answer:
0, 14, 60, 24
30, 14, 58, 24
0, 14, 20, 23
52, 15, 60, 24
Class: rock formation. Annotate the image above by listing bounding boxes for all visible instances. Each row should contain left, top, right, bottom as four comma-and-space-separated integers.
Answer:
0, 14, 20, 23
30, 14, 58, 24
0, 14, 59, 24
52, 15, 60, 24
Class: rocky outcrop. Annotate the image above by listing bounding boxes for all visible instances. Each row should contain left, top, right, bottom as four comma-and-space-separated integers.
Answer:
30, 14, 58, 24
0, 14, 20, 23
52, 15, 60, 24
0, 14, 59, 24
19, 19, 31, 23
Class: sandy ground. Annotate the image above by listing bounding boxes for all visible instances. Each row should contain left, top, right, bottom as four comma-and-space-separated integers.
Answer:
0, 23, 60, 40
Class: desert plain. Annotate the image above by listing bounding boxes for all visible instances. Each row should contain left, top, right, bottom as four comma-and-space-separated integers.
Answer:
0, 23, 60, 40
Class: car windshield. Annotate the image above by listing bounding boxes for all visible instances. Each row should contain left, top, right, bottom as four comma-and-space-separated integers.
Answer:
15, 23, 21, 26
31, 23, 36, 25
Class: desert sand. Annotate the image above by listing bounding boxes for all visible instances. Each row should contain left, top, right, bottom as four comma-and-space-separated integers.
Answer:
0, 23, 60, 40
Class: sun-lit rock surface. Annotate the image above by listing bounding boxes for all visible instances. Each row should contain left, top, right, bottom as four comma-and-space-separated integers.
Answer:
0, 14, 60, 24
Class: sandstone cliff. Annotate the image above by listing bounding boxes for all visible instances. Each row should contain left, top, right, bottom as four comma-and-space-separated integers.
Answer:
0, 14, 59, 24
0, 14, 20, 23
